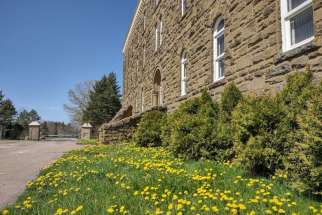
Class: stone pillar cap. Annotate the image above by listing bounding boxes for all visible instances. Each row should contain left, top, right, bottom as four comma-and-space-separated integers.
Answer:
29, 121, 40, 126
82, 123, 93, 128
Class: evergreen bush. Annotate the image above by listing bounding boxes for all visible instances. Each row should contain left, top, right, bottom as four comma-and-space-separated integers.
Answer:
221, 82, 243, 121
285, 83, 322, 196
232, 96, 288, 175
164, 91, 220, 160
134, 110, 166, 147
208, 83, 242, 161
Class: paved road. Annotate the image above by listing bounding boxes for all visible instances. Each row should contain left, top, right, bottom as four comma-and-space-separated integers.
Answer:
0, 140, 83, 209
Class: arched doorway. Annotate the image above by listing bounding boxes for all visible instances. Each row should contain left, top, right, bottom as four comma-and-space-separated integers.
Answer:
124, 105, 133, 118
153, 70, 162, 107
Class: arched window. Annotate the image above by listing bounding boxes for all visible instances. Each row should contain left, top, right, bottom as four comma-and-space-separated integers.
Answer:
155, 19, 163, 50
155, 24, 159, 51
181, 0, 188, 16
213, 17, 225, 82
141, 87, 144, 112
153, 70, 162, 106
160, 19, 163, 46
181, 51, 188, 96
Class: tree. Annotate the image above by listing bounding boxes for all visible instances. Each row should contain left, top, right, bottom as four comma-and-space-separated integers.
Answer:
16, 109, 41, 138
0, 91, 4, 102
41, 121, 49, 136
0, 97, 17, 138
17, 109, 41, 126
0, 99, 17, 126
83, 72, 121, 128
64, 81, 94, 126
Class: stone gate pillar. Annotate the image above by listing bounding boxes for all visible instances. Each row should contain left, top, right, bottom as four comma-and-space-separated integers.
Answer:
81, 123, 92, 139
0, 125, 3, 140
29, 121, 40, 141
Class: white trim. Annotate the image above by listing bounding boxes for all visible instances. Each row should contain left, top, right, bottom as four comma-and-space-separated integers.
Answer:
160, 20, 163, 46
181, 52, 188, 96
213, 17, 225, 82
181, 0, 187, 16
123, 0, 144, 53
281, 0, 314, 52
155, 24, 159, 51
141, 87, 144, 112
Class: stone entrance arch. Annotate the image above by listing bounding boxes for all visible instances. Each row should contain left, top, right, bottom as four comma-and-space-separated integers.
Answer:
152, 70, 162, 107
124, 105, 133, 118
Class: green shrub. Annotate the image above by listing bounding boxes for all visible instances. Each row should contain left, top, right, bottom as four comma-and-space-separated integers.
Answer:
77, 139, 99, 145
221, 82, 243, 121
285, 83, 322, 196
206, 83, 242, 161
232, 96, 289, 175
279, 71, 313, 113
134, 110, 166, 147
232, 71, 319, 180
208, 119, 235, 161
164, 91, 220, 160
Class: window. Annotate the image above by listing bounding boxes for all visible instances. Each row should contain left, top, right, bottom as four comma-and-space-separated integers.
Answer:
181, 0, 188, 16
213, 17, 225, 82
143, 46, 146, 65
281, 0, 314, 52
155, 24, 159, 51
155, 20, 163, 51
160, 20, 163, 46
141, 87, 144, 112
143, 11, 146, 31
181, 51, 188, 96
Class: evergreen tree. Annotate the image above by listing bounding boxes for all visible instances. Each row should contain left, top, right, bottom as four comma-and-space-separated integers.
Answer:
17, 109, 41, 127
0, 98, 17, 138
83, 72, 121, 128
0, 91, 4, 103
0, 99, 17, 126
16, 109, 41, 138
41, 121, 49, 136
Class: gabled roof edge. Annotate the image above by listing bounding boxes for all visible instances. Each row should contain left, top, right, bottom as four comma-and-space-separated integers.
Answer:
122, 0, 143, 54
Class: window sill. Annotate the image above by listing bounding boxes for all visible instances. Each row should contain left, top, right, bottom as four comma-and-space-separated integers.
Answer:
208, 78, 226, 90
153, 2, 161, 14
179, 9, 190, 22
176, 94, 189, 102
275, 41, 318, 64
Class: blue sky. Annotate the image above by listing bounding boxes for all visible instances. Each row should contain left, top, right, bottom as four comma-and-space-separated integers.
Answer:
0, 0, 137, 122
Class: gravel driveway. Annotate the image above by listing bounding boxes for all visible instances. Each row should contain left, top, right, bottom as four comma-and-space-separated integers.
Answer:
0, 140, 83, 209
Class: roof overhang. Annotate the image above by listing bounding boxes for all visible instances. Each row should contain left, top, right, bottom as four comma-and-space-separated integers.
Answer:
122, 0, 143, 53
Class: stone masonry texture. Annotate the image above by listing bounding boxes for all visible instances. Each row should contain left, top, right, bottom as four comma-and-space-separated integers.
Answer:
100, 0, 322, 144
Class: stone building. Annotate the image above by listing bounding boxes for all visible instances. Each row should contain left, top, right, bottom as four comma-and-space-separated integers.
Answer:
100, 0, 322, 143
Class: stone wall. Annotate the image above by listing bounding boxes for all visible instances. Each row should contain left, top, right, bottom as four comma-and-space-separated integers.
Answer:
100, 0, 322, 144
99, 106, 167, 144
122, 0, 322, 114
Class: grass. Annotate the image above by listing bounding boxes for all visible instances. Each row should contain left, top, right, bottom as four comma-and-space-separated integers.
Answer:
76, 139, 99, 146
2, 143, 321, 215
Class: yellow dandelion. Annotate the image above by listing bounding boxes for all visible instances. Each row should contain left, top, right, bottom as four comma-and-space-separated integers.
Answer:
107, 207, 114, 214
2, 209, 9, 215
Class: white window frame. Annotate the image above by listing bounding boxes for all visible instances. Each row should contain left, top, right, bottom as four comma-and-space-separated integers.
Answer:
181, 52, 188, 96
159, 84, 163, 105
141, 87, 144, 112
181, 0, 187, 17
160, 20, 163, 46
213, 17, 225, 82
143, 13, 146, 31
143, 46, 146, 65
280, 0, 314, 52
155, 24, 159, 51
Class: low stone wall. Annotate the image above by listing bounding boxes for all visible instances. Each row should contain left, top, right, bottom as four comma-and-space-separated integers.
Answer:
99, 106, 167, 144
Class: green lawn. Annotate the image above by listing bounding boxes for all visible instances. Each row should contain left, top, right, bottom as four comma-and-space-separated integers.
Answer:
2, 144, 321, 215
